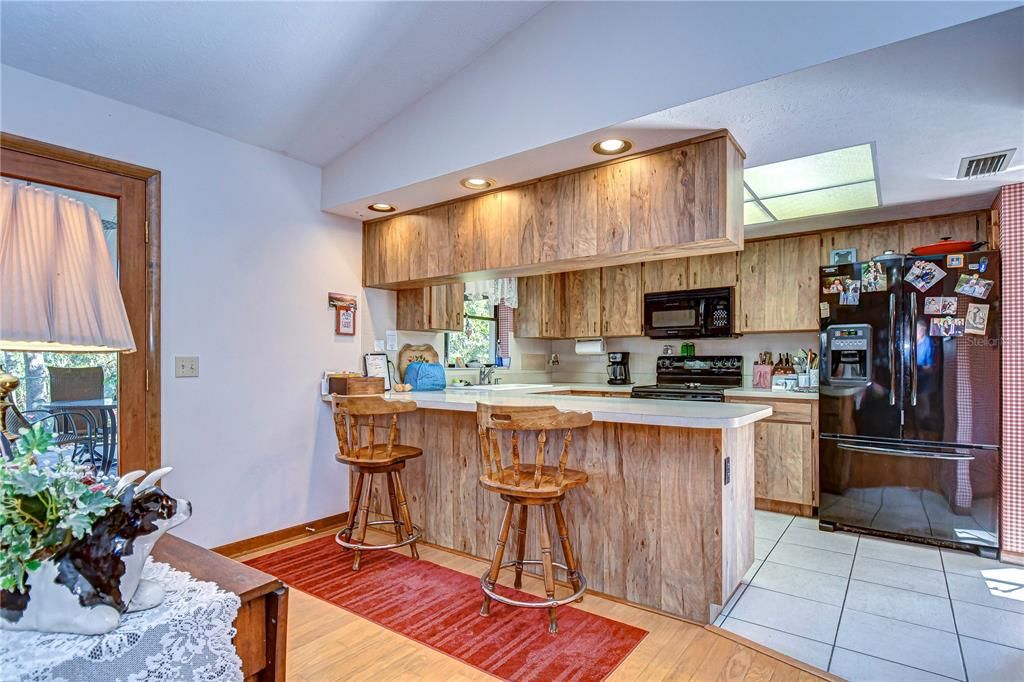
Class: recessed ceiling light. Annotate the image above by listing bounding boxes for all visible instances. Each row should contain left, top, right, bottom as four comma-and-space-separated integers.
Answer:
368, 203, 396, 213
460, 177, 495, 190
593, 139, 633, 155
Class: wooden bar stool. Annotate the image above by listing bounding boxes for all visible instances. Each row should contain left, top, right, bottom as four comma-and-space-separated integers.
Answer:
476, 402, 593, 633
331, 395, 421, 571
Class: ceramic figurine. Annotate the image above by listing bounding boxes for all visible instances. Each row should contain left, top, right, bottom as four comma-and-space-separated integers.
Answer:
0, 467, 192, 635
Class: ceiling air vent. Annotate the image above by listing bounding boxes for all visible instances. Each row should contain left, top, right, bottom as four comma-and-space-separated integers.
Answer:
957, 149, 1015, 179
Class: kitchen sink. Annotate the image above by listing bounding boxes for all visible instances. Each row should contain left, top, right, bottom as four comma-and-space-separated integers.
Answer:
448, 383, 552, 391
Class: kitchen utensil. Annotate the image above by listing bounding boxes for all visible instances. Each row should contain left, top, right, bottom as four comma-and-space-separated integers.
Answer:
911, 238, 987, 256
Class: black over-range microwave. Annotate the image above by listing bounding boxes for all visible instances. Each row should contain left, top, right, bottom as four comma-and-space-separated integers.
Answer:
642, 287, 735, 338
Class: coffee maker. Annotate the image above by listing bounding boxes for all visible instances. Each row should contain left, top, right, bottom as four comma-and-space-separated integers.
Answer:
607, 352, 631, 385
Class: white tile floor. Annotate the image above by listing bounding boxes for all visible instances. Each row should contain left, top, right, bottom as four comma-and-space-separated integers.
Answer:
716, 510, 1024, 681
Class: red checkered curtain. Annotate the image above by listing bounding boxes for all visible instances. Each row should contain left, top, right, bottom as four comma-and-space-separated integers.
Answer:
1001, 183, 1024, 555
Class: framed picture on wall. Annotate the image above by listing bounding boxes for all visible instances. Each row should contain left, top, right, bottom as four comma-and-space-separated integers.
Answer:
830, 247, 858, 265
329, 292, 357, 336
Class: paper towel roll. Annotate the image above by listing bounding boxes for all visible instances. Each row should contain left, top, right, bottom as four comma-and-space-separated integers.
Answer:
574, 338, 606, 355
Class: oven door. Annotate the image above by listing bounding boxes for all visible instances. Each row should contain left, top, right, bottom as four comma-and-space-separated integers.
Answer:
643, 291, 704, 337
819, 436, 999, 550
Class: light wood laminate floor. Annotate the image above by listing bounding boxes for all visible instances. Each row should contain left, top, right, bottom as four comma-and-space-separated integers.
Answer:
236, 528, 837, 682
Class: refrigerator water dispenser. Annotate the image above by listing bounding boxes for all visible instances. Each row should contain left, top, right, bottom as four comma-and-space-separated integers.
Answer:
823, 324, 872, 385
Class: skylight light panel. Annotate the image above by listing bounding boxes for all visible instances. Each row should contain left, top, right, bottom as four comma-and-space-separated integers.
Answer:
760, 180, 878, 222
745, 144, 875, 199
743, 201, 773, 226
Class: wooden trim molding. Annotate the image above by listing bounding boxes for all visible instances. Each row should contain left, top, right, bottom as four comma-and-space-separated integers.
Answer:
707, 624, 844, 681
213, 512, 350, 559
1, 132, 161, 473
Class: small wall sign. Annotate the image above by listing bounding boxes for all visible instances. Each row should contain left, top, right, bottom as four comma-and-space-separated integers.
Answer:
328, 292, 358, 336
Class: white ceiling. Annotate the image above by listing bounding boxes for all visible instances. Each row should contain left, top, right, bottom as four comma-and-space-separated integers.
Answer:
0, 1, 547, 166
325, 7, 1023, 229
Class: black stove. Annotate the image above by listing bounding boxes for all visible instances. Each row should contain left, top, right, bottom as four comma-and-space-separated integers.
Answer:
631, 355, 743, 402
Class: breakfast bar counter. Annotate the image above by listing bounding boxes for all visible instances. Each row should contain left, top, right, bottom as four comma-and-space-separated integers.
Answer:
360, 387, 772, 624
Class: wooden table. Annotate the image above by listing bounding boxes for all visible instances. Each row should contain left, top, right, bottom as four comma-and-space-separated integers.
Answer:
153, 534, 287, 681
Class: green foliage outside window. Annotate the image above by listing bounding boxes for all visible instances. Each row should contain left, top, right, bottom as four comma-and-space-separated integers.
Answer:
0, 351, 118, 410
445, 298, 496, 366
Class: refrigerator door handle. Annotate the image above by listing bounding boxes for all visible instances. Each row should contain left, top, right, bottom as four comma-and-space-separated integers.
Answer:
838, 442, 975, 461
888, 292, 896, 406
909, 293, 918, 406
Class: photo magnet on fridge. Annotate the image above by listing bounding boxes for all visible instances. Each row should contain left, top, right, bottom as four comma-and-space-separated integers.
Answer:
965, 303, 990, 335
924, 297, 958, 315
954, 273, 994, 299
906, 260, 947, 292
946, 254, 964, 268
929, 316, 965, 337
839, 279, 861, 305
861, 262, 888, 292
823, 276, 847, 294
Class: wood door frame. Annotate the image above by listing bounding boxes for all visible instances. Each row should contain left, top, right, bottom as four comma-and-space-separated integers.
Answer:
1, 132, 161, 472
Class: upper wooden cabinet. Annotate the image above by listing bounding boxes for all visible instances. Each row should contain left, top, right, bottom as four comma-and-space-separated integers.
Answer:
395, 283, 464, 332
643, 251, 738, 294
739, 234, 819, 333
642, 257, 688, 294
601, 263, 643, 337
515, 274, 564, 339
819, 212, 987, 265
563, 269, 603, 338
363, 132, 745, 289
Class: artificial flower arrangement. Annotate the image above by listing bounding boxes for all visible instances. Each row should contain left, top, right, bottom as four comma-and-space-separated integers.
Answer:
0, 423, 118, 593
0, 423, 191, 634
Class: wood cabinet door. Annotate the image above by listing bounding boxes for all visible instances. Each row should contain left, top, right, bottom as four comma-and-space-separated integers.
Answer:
514, 275, 543, 338
540, 273, 565, 338
819, 225, 899, 266
899, 214, 981, 254
754, 421, 814, 505
600, 263, 643, 337
642, 257, 688, 293
429, 283, 464, 332
564, 269, 602, 337
739, 234, 819, 332
396, 288, 431, 330
689, 251, 738, 289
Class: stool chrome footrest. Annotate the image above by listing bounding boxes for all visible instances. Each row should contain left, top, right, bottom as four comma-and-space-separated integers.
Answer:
480, 559, 587, 608
336, 520, 422, 552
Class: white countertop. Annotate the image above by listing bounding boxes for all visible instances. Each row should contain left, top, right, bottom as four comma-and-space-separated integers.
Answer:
383, 384, 772, 429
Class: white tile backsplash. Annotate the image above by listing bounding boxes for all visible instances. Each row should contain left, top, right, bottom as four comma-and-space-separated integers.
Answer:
550, 332, 818, 385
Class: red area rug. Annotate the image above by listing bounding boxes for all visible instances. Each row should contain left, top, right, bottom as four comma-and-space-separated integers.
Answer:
245, 535, 647, 681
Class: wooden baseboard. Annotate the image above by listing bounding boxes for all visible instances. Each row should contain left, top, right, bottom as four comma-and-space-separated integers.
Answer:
1001, 549, 1024, 566
756, 498, 815, 518
213, 512, 349, 559
707, 625, 844, 681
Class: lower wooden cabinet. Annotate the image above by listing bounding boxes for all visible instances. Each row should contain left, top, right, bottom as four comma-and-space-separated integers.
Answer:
725, 396, 819, 516
396, 283, 464, 332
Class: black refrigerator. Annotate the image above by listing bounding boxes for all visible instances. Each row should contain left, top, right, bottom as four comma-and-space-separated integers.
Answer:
818, 251, 1000, 556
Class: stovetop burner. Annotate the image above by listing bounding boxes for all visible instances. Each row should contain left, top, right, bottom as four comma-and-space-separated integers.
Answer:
631, 355, 743, 402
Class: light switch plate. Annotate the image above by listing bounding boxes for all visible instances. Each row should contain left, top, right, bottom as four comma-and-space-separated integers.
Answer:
174, 356, 199, 378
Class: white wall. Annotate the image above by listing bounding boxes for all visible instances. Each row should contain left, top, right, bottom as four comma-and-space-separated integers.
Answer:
551, 333, 819, 386
321, 2, 1014, 212
1, 66, 364, 548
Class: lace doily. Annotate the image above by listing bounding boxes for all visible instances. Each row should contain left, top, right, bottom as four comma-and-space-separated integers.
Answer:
0, 559, 242, 682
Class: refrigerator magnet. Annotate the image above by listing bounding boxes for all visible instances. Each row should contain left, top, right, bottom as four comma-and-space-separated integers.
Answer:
929, 316, 965, 337
906, 260, 947, 292
823, 276, 846, 294
954, 273, 994, 299
820, 302, 830, 318
861, 262, 888, 292
965, 303, 990, 335
946, 254, 964, 268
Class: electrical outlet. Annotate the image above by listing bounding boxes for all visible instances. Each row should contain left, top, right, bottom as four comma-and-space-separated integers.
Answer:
174, 356, 199, 378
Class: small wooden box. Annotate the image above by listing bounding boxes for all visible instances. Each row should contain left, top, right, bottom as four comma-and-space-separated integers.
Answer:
328, 376, 385, 395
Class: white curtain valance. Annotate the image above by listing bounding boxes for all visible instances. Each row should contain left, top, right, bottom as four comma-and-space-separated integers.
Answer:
464, 277, 518, 309
0, 180, 136, 353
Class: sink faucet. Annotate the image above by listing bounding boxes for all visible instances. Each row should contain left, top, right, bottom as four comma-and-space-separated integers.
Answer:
479, 366, 495, 385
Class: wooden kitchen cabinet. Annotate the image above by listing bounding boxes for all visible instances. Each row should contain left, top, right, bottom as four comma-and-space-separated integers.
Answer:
600, 263, 643, 337
725, 396, 818, 516
899, 213, 982, 254
515, 274, 564, 338
563, 268, 603, 338
395, 283, 464, 332
739, 234, 819, 332
820, 224, 900, 266
642, 257, 688, 293
689, 251, 739, 289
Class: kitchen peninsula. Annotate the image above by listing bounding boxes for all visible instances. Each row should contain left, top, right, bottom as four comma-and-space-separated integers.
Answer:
363, 385, 772, 624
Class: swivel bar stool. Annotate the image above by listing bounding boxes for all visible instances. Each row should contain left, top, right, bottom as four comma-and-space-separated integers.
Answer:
331, 395, 421, 571
475, 402, 593, 633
